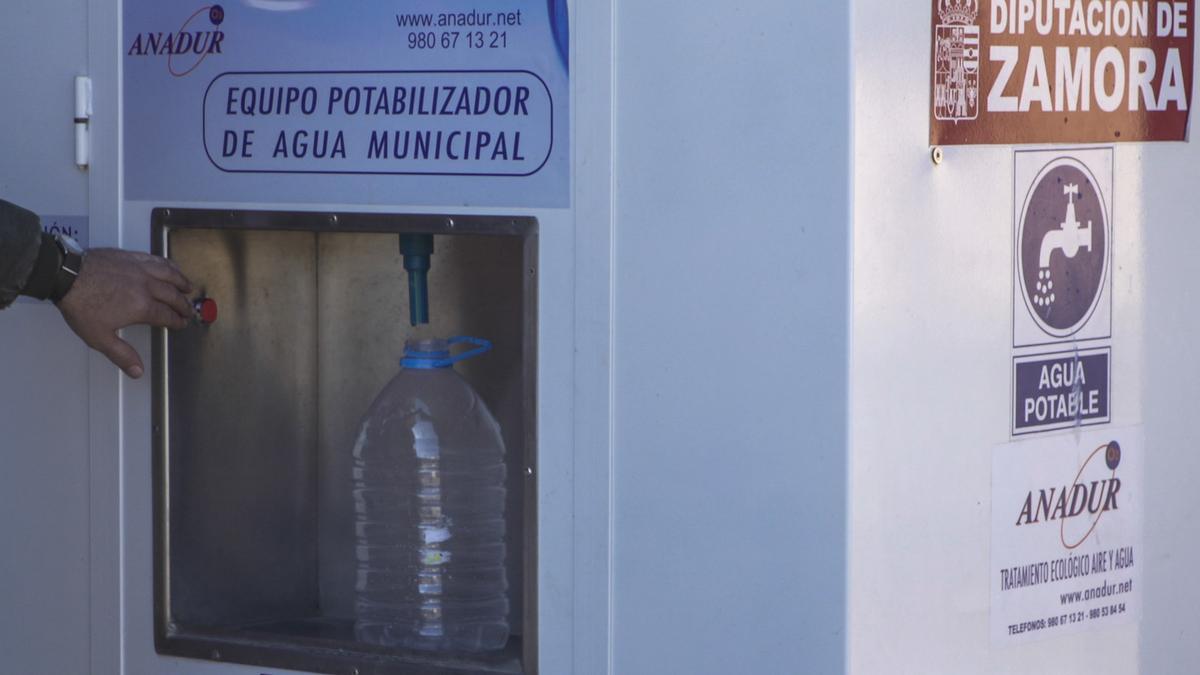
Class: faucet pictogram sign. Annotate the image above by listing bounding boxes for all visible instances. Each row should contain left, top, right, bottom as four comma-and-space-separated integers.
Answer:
1018, 158, 1109, 338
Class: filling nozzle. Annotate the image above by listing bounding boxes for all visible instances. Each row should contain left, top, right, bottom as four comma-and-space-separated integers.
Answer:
399, 233, 434, 326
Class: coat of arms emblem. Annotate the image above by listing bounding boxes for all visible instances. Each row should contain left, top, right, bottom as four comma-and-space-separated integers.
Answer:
933, 0, 981, 122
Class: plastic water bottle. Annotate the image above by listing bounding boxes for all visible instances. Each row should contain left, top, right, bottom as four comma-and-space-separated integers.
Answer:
348, 336, 509, 651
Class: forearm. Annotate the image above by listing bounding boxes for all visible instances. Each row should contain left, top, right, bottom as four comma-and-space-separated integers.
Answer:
0, 198, 196, 379
0, 200, 42, 309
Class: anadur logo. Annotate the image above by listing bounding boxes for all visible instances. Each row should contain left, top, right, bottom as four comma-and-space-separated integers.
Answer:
127, 4, 226, 77
1015, 441, 1123, 550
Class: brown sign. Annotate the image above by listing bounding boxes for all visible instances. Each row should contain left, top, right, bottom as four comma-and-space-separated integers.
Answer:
931, 0, 1194, 144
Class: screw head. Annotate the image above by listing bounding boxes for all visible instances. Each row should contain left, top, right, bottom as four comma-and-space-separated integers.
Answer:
931, 146, 944, 165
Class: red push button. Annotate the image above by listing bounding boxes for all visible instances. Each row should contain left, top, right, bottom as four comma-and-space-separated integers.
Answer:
195, 298, 218, 325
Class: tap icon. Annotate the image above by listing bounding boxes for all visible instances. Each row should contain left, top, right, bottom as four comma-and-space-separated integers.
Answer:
1039, 183, 1092, 269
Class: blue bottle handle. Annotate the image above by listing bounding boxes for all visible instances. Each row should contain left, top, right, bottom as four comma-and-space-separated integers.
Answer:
401, 336, 492, 369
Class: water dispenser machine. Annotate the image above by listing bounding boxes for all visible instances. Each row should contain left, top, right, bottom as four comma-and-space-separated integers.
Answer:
152, 209, 537, 674
5, 0, 1200, 674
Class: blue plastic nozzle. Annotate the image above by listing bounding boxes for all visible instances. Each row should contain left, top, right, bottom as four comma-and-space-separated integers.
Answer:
399, 234, 434, 326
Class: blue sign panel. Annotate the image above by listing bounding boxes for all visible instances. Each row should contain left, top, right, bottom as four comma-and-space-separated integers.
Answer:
1013, 348, 1110, 436
124, 1, 569, 208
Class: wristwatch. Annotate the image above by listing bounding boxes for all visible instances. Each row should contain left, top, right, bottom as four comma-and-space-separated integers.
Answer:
21, 232, 85, 302
50, 233, 85, 302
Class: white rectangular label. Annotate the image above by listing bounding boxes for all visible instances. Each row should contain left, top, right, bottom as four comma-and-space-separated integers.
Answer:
991, 426, 1142, 645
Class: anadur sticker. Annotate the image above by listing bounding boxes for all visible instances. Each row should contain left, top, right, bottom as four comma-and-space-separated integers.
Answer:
992, 427, 1142, 644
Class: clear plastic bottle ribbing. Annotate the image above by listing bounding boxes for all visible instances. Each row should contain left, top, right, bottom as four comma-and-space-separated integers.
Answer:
347, 337, 509, 651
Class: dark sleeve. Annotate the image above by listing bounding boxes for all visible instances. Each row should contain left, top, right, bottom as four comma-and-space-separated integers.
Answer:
0, 200, 42, 309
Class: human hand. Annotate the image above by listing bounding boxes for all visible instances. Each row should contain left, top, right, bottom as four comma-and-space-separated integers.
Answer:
56, 248, 195, 379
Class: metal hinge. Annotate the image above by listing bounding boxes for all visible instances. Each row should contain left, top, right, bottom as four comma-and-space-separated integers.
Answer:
74, 75, 92, 170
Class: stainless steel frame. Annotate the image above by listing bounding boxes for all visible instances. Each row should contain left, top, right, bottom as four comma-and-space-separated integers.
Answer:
151, 208, 538, 675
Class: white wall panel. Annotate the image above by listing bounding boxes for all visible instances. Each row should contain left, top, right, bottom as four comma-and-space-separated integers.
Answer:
0, 1, 91, 673
850, 1, 1150, 672
612, 2, 851, 673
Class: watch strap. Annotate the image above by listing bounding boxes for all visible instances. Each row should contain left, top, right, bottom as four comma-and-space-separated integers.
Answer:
50, 245, 82, 302
20, 233, 63, 301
